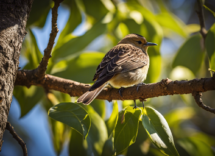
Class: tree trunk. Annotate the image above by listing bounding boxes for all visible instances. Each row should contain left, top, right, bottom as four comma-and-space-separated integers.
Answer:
0, 0, 33, 150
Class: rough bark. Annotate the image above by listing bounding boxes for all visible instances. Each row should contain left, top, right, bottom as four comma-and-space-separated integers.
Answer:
0, 0, 33, 150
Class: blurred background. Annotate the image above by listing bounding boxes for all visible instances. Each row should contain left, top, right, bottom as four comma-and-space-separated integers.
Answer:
1, 0, 215, 155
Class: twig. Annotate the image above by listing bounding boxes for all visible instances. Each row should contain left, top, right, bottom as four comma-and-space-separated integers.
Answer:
34, 0, 63, 81
196, 0, 207, 39
192, 92, 215, 113
6, 122, 27, 156
15, 70, 215, 114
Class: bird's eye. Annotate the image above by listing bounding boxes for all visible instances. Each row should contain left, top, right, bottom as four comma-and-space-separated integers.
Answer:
137, 41, 142, 44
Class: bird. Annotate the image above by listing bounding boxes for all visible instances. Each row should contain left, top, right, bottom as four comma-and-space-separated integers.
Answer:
77, 34, 157, 108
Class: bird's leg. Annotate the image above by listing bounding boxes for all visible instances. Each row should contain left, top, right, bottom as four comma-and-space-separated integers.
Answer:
136, 82, 146, 92
119, 87, 124, 98
133, 100, 137, 109
142, 101, 145, 108
140, 99, 147, 108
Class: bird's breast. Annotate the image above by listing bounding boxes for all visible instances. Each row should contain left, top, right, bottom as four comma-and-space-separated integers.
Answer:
109, 64, 149, 88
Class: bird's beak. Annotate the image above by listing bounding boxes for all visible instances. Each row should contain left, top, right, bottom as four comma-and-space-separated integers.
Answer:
145, 42, 157, 46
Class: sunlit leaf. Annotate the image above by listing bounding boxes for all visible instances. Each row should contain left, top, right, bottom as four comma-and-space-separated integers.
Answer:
178, 137, 214, 156
48, 102, 91, 139
170, 66, 195, 80
91, 99, 106, 119
51, 52, 105, 83
41, 91, 71, 154
165, 107, 195, 126
127, 122, 150, 156
52, 22, 106, 61
55, 0, 82, 48
27, 0, 51, 28
50, 120, 68, 155
205, 23, 215, 72
114, 107, 142, 154
203, 5, 215, 18
142, 106, 179, 156
106, 101, 118, 137
82, 105, 108, 155
82, 0, 108, 20
186, 24, 200, 34
156, 13, 187, 37
13, 86, 44, 117
173, 34, 204, 74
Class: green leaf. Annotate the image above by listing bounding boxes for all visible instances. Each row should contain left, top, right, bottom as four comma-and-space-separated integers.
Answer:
170, 66, 195, 80
52, 22, 106, 61
173, 34, 204, 74
142, 106, 179, 156
114, 107, 142, 154
22, 30, 43, 70
69, 129, 87, 156
126, 122, 150, 156
82, 0, 108, 20
55, 0, 82, 48
27, 0, 51, 28
90, 99, 106, 119
101, 138, 115, 156
48, 102, 91, 139
178, 137, 214, 156
13, 86, 44, 117
205, 23, 215, 71
51, 52, 105, 83
155, 12, 187, 37
203, 5, 215, 18
165, 107, 195, 127
70, 105, 108, 156
50, 120, 69, 155
106, 101, 118, 137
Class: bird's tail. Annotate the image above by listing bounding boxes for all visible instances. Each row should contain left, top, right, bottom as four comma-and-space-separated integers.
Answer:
77, 83, 107, 105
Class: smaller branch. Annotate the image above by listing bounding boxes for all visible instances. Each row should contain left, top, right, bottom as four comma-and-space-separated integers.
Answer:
6, 122, 27, 156
192, 92, 215, 114
196, 0, 207, 39
35, 0, 63, 81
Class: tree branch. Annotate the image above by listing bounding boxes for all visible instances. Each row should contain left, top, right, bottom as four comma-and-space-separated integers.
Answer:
192, 92, 215, 114
196, 0, 207, 39
34, 0, 63, 81
15, 70, 215, 113
6, 122, 27, 156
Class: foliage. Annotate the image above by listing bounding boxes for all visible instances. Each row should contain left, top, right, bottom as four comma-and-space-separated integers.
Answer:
12, 0, 215, 156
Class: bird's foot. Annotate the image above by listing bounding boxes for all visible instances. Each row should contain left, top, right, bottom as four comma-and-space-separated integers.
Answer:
133, 100, 137, 109
119, 87, 124, 98
136, 82, 146, 92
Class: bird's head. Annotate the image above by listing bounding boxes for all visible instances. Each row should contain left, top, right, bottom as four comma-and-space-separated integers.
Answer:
118, 34, 157, 52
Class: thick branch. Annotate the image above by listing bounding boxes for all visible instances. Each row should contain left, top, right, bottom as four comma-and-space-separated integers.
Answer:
15, 70, 215, 103
192, 92, 215, 114
6, 122, 27, 156
34, 0, 62, 80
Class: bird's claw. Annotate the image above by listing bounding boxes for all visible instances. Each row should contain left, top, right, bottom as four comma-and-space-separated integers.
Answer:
136, 82, 145, 92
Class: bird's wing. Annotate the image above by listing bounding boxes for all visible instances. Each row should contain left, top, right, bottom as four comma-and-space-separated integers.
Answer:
90, 44, 148, 91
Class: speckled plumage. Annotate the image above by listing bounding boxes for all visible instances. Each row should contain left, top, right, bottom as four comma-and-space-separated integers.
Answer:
77, 34, 156, 105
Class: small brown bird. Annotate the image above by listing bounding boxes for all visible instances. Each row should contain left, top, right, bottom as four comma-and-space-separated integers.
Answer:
77, 34, 157, 107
